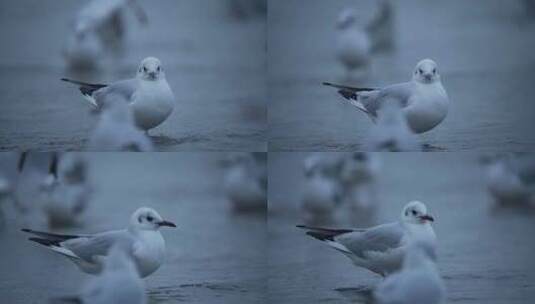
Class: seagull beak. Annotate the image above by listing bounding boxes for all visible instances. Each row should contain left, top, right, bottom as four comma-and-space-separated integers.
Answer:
157, 220, 177, 228
148, 72, 157, 79
419, 215, 434, 222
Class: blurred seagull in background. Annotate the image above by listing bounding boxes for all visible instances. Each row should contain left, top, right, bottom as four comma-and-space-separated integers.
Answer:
338, 153, 380, 224
335, 8, 372, 75
300, 154, 343, 224
297, 201, 436, 277
324, 59, 449, 134
64, 0, 147, 69
223, 153, 267, 212
374, 240, 445, 304
88, 93, 154, 151
55, 244, 147, 304
22, 207, 176, 278
62, 57, 176, 133
41, 153, 92, 228
482, 154, 535, 208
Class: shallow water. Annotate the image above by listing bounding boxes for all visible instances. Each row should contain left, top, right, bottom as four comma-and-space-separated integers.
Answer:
0, 0, 266, 151
267, 153, 535, 303
268, 0, 535, 151
0, 153, 266, 304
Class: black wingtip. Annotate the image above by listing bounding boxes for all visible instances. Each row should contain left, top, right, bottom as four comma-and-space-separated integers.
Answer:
28, 237, 58, 247
306, 231, 334, 241
21, 228, 31, 233
60, 78, 69, 82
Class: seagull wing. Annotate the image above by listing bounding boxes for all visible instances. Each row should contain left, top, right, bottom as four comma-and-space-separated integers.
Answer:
335, 222, 404, 258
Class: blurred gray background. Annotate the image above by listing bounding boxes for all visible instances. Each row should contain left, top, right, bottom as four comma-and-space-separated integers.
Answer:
0, 153, 266, 304
0, 0, 266, 151
268, 153, 535, 303
268, 0, 535, 151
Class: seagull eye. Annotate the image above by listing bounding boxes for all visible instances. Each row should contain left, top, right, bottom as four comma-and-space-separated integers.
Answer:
411, 210, 417, 216
147, 216, 153, 222
432, 68, 436, 74
143, 67, 147, 73
157, 66, 161, 72
418, 69, 423, 74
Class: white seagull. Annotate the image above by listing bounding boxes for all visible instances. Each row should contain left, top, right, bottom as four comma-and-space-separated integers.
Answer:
62, 57, 176, 132
300, 154, 343, 224
223, 153, 267, 212
335, 8, 372, 73
366, 102, 421, 151
324, 59, 449, 134
57, 244, 147, 304
22, 207, 176, 278
297, 201, 436, 277
88, 93, 154, 151
374, 240, 445, 304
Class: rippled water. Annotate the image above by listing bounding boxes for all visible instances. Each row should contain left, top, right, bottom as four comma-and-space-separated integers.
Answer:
0, 1, 266, 151
0, 153, 267, 304
268, 0, 535, 151
268, 153, 535, 303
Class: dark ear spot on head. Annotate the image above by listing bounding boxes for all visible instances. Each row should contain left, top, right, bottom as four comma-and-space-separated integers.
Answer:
405, 210, 409, 216
138, 216, 142, 223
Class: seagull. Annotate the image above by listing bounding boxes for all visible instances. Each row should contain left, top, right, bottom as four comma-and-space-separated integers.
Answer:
297, 201, 436, 277
76, 0, 148, 46
63, 25, 103, 70
223, 153, 267, 212
482, 154, 535, 207
88, 93, 154, 151
366, 102, 421, 151
365, 0, 395, 53
40, 154, 92, 227
335, 8, 371, 73
300, 154, 343, 224
374, 240, 445, 304
62, 57, 176, 132
22, 207, 176, 278
56, 244, 147, 304
338, 153, 379, 221
324, 59, 449, 134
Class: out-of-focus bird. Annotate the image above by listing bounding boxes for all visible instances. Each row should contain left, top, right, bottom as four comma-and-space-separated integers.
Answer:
366, 102, 421, 151
482, 154, 535, 208
88, 94, 154, 151
223, 153, 267, 212
365, 0, 395, 53
374, 240, 445, 304
41, 153, 92, 228
338, 153, 380, 224
335, 8, 372, 75
300, 154, 344, 224
63, 25, 103, 70
54, 244, 147, 304
64, 0, 148, 69
14, 152, 58, 227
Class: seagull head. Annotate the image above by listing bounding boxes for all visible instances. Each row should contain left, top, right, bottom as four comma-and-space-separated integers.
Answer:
412, 59, 440, 84
336, 8, 358, 29
137, 57, 164, 81
401, 201, 435, 225
130, 207, 176, 231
